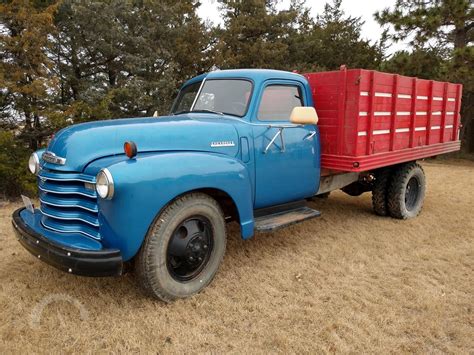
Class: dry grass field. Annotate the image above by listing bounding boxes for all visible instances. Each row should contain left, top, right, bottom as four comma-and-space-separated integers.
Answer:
0, 159, 473, 353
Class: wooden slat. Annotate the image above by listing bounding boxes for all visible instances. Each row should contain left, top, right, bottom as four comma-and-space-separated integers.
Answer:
425, 80, 434, 145
409, 77, 417, 148
336, 65, 347, 155
440, 82, 449, 143
452, 84, 463, 141
365, 71, 376, 155
389, 74, 399, 151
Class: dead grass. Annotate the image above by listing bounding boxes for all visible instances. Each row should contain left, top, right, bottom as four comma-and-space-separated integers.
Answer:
0, 160, 473, 353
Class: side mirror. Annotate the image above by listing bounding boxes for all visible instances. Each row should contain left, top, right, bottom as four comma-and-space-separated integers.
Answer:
290, 107, 318, 125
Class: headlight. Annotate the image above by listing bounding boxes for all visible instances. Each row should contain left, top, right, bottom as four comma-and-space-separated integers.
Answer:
95, 169, 114, 199
28, 153, 40, 175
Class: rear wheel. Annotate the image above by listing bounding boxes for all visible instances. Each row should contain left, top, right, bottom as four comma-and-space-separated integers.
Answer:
136, 193, 226, 302
387, 162, 426, 219
372, 168, 392, 216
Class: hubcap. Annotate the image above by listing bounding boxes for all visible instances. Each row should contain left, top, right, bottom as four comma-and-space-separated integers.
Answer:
405, 177, 420, 211
167, 216, 213, 282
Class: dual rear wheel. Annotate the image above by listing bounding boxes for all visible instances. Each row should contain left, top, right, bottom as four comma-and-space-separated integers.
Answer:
372, 162, 426, 219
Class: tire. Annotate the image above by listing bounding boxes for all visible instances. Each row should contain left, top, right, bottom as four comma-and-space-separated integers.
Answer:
372, 168, 392, 216
136, 193, 226, 302
387, 162, 426, 219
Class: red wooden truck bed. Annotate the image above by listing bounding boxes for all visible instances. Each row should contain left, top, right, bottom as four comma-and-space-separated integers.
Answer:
304, 66, 463, 172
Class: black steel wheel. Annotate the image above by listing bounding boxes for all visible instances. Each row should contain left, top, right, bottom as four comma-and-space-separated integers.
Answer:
136, 193, 226, 302
387, 162, 426, 219
404, 176, 420, 211
167, 216, 214, 282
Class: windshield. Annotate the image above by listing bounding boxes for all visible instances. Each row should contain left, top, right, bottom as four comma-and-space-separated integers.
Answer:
171, 79, 252, 117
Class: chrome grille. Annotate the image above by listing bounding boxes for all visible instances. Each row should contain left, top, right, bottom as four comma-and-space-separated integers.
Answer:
38, 169, 100, 240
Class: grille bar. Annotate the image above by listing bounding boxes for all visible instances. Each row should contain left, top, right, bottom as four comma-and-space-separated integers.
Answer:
39, 170, 95, 183
39, 179, 97, 198
40, 204, 99, 227
41, 216, 101, 240
39, 191, 98, 213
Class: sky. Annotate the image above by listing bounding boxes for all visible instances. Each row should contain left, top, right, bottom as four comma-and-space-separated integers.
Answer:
198, 0, 409, 55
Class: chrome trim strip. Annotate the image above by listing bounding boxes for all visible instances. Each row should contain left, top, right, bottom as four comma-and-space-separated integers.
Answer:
40, 208, 100, 227
221, 116, 303, 128
39, 198, 98, 213
38, 185, 97, 198
42, 151, 66, 165
210, 141, 235, 148
190, 77, 206, 111
38, 174, 95, 183
40, 220, 100, 240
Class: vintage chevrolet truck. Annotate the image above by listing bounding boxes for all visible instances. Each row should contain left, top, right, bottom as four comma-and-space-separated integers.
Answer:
12, 67, 462, 301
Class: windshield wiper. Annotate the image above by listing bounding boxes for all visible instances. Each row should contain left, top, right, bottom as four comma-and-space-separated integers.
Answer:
193, 109, 224, 115
173, 109, 224, 116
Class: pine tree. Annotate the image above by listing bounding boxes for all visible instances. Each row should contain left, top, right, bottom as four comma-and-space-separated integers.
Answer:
215, 0, 304, 69
376, 0, 473, 151
0, 0, 59, 150
288, 0, 384, 72
52, 0, 212, 121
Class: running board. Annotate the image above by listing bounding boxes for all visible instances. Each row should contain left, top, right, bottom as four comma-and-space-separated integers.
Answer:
254, 202, 321, 232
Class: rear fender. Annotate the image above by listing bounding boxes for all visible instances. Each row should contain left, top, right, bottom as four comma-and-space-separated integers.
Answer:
96, 152, 254, 261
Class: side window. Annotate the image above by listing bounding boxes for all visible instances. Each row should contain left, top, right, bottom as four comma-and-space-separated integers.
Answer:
258, 85, 303, 121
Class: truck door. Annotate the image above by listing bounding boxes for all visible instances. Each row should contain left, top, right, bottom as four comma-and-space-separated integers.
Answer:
252, 80, 319, 209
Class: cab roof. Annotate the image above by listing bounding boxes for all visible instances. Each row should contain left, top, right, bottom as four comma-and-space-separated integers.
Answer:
183, 69, 306, 86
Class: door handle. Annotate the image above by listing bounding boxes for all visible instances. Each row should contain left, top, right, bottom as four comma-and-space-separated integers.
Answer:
305, 131, 316, 140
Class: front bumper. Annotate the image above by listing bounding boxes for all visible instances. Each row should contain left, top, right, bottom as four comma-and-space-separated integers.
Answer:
12, 208, 123, 277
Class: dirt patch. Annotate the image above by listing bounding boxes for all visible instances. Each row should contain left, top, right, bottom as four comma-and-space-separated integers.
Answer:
0, 160, 473, 353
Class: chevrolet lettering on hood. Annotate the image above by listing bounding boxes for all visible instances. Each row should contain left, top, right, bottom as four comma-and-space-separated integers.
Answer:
210, 141, 235, 148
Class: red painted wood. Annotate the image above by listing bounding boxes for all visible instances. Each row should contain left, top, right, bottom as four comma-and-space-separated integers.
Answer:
365, 71, 376, 155
389, 75, 398, 151
426, 80, 434, 145
336, 65, 347, 155
409, 77, 417, 148
303, 67, 462, 172
452, 84, 463, 141
440, 82, 449, 143
321, 141, 461, 172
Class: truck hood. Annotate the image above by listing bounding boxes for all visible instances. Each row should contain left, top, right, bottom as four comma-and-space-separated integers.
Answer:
44, 114, 240, 172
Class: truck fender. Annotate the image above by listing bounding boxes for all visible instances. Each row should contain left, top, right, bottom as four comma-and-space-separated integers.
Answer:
97, 152, 254, 261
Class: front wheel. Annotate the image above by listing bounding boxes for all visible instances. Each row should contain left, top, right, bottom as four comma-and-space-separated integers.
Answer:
136, 193, 226, 302
387, 162, 426, 219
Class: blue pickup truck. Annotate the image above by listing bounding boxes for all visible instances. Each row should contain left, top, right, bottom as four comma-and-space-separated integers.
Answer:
12, 69, 445, 301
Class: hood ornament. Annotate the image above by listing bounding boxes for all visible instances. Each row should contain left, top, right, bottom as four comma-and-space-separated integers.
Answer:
42, 151, 66, 165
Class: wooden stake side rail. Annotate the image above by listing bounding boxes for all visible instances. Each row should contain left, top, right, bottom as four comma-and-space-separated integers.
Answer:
304, 67, 463, 172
